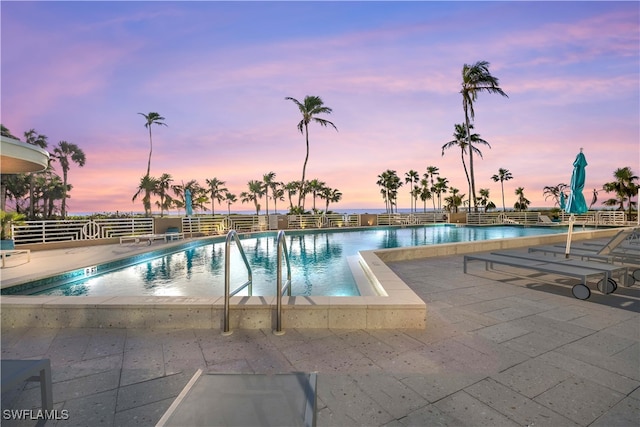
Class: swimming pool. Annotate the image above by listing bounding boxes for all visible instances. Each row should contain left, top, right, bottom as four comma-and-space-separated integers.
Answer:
20, 225, 576, 297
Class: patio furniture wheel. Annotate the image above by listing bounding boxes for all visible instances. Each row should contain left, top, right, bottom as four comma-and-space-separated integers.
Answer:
596, 278, 617, 295
572, 284, 591, 300
623, 272, 636, 287
633, 268, 640, 283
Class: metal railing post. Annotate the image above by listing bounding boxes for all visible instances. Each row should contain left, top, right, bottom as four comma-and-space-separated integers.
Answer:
274, 230, 291, 335
222, 230, 252, 336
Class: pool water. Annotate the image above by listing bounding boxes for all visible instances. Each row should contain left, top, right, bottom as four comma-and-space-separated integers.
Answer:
30, 225, 573, 297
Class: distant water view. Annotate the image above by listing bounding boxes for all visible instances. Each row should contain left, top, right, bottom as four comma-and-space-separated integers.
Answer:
68, 207, 555, 217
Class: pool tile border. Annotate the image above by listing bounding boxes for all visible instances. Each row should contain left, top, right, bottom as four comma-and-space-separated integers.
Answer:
0, 227, 622, 330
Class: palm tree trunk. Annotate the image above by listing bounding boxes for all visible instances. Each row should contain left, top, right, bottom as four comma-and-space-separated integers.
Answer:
299, 124, 310, 208
146, 127, 153, 177
501, 181, 506, 211
463, 104, 477, 212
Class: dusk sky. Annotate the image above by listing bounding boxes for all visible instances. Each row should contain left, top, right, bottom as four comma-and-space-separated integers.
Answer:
2, 1, 639, 214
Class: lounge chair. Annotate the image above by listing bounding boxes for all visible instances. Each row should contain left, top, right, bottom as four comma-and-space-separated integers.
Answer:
529, 227, 640, 277
1, 359, 53, 414
491, 250, 632, 289
464, 252, 621, 300
156, 371, 317, 427
537, 215, 560, 226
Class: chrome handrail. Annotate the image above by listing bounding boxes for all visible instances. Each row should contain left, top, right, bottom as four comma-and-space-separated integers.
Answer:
274, 230, 292, 335
222, 230, 252, 335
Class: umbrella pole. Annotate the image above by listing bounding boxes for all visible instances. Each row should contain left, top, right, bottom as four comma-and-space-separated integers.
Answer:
565, 214, 575, 258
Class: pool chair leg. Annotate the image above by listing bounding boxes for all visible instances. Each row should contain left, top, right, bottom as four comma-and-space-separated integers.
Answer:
572, 284, 591, 300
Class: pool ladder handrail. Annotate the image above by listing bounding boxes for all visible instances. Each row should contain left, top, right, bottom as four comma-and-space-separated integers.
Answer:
222, 230, 253, 335
274, 230, 292, 335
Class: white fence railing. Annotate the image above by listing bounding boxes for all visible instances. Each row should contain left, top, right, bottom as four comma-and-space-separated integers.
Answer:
377, 212, 448, 226
466, 212, 540, 225
12, 211, 630, 245
468, 211, 628, 226
12, 218, 154, 244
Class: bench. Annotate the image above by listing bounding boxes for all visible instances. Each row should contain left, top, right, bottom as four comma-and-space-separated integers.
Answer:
0, 249, 31, 268
1, 359, 53, 413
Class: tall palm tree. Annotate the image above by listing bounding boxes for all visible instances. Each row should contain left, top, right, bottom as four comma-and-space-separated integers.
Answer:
23, 129, 48, 219
285, 96, 338, 208
514, 187, 530, 211
461, 61, 508, 211
52, 141, 86, 218
205, 177, 227, 216
602, 166, 638, 215
262, 172, 276, 215
491, 168, 513, 212
138, 112, 167, 177
405, 170, 419, 213
442, 124, 490, 209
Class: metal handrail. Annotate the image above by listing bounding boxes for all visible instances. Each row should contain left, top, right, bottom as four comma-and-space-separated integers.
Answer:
274, 230, 292, 335
222, 230, 253, 335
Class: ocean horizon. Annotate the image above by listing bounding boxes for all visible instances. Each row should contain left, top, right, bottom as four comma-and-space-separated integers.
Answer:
68, 207, 557, 217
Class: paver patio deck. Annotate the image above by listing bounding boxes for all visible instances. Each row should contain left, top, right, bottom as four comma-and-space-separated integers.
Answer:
1, 240, 639, 426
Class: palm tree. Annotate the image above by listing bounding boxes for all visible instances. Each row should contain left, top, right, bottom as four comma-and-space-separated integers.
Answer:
419, 178, 432, 212
444, 187, 465, 213
205, 177, 227, 216
602, 167, 638, 215
132, 175, 158, 216
272, 184, 285, 214
240, 180, 265, 215
543, 183, 568, 208
284, 181, 299, 212
514, 187, 530, 211
52, 141, 86, 218
224, 192, 237, 216
320, 187, 342, 213
491, 168, 513, 212
478, 188, 496, 212
262, 172, 276, 215
23, 129, 48, 219
461, 61, 508, 211
154, 173, 174, 217
405, 170, 419, 213
442, 124, 490, 209
307, 179, 326, 213
424, 166, 439, 211
433, 176, 449, 211
376, 170, 402, 213
285, 95, 338, 208
138, 112, 167, 177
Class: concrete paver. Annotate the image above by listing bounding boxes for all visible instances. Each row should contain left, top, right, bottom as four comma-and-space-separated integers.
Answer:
1, 243, 639, 426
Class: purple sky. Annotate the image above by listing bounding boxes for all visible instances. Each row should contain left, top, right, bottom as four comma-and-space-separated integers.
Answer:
2, 1, 638, 214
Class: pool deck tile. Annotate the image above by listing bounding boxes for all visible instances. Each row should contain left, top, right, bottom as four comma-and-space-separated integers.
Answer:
1, 235, 640, 426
